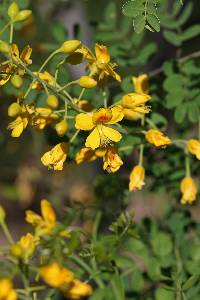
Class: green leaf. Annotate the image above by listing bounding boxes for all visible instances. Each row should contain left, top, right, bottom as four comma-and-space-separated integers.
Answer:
163, 30, 182, 46
174, 104, 187, 123
165, 90, 184, 109
147, 14, 160, 32
155, 287, 175, 300
89, 289, 105, 300
163, 75, 183, 91
160, 2, 192, 29
188, 102, 199, 123
147, 257, 162, 280
182, 275, 199, 291
134, 15, 146, 33
131, 266, 145, 291
151, 233, 173, 256
181, 25, 200, 41
122, 0, 144, 18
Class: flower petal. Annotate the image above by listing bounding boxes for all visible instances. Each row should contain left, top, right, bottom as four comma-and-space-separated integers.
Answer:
75, 113, 94, 130
85, 128, 100, 150
95, 44, 110, 63
107, 106, 124, 124
102, 126, 122, 143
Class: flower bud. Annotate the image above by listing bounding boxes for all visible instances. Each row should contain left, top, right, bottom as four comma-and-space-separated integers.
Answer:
0, 40, 10, 53
10, 244, 22, 257
14, 10, 32, 22
79, 76, 97, 89
55, 120, 68, 136
59, 40, 81, 54
47, 95, 59, 109
11, 75, 23, 88
8, 2, 19, 19
8, 103, 22, 117
0, 206, 6, 223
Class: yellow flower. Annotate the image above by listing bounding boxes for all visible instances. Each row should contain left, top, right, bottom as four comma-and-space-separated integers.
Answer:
26, 199, 56, 235
75, 106, 124, 150
103, 147, 123, 173
32, 71, 55, 89
0, 63, 14, 86
32, 107, 59, 130
120, 93, 151, 121
11, 44, 32, 66
75, 147, 106, 164
89, 43, 121, 83
132, 74, 149, 94
129, 165, 145, 192
8, 104, 34, 137
40, 263, 74, 289
14, 233, 39, 260
0, 278, 17, 300
41, 142, 69, 171
67, 44, 121, 83
145, 129, 171, 148
180, 177, 197, 205
63, 279, 93, 300
187, 139, 200, 160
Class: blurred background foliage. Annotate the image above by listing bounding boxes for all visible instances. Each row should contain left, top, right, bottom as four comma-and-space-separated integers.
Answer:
0, 0, 200, 299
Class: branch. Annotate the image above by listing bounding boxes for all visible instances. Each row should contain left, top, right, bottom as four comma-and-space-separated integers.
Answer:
148, 50, 200, 78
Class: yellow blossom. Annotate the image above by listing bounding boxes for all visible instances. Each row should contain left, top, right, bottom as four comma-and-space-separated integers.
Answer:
120, 93, 151, 121
129, 165, 145, 192
26, 199, 56, 235
75, 147, 106, 164
40, 263, 74, 289
0, 278, 17, 300
63, 279, 93, 299
103, 147, 123, 173
32, 71, 55, 89
180, 177, 197, 205
132, 74, 149, 94
32, 107, 59, 130
187, 139, 200, 160
13, 233, 39, 260
0, 63, 14, 86
10, 44, 32, 76
41, 142, 69, 171
89, 43, 121, 83
145, 129, 171, 148
67, 44, 121, 83
8, 104, 34, 137
75, 106, 124, 150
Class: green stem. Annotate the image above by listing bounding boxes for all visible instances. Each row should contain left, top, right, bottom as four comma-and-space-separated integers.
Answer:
9, 23, 13, 44
58, 80, 78, 92
78, 88, 85, 100
0, 21, 12, 36
139, 144, 144, 166
14, 58, 81, 112
146, 118, 159, 130
198, 114, 200, 140
70, 129, 80, 143
71, 254, 104, 288
185, 153, 191, 177
0, 221, 14, 244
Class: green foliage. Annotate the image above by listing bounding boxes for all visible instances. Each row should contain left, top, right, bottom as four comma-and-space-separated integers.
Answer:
122, 0, 160, 33
96, 2, 157, 67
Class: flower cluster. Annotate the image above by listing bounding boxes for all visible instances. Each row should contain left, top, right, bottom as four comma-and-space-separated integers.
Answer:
0, 199, 92, 299
0, 0, 199, 235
